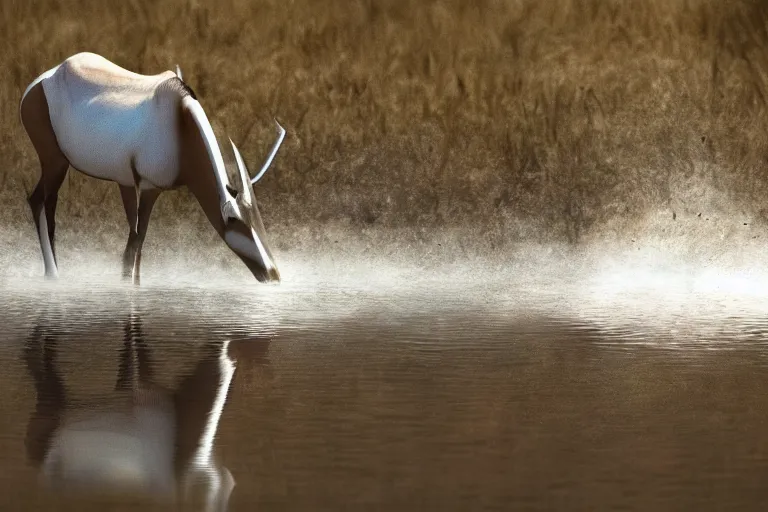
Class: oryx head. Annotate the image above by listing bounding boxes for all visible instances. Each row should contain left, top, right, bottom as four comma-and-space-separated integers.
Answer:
179, 93, 284, 283
219, 121, 285, 283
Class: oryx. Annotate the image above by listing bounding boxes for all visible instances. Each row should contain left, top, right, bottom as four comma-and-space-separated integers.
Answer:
19, 52, 285, 284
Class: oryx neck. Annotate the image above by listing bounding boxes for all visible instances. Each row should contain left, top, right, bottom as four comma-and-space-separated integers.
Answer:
181, 96, 230, 206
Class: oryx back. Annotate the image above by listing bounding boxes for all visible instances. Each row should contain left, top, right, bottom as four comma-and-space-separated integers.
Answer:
40, 52, 182, 189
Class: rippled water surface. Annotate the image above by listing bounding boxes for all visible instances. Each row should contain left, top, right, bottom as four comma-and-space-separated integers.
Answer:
2, 266, 768, 511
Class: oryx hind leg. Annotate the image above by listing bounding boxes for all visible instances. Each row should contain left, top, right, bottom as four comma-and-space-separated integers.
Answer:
119, 185, 161, 286
20, 82, 70, 279
30, 163, 68, 270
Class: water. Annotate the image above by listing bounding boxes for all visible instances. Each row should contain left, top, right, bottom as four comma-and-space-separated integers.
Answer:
2, 264, 768, 511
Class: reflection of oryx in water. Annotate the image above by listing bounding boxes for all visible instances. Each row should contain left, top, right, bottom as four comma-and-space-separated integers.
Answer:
23, 310, 267, 510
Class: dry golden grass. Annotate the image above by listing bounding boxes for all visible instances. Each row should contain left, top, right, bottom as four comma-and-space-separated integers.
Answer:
4, 0, 768, 247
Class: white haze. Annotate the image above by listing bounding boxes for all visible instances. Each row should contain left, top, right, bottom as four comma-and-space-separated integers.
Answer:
3, 205, 768, 349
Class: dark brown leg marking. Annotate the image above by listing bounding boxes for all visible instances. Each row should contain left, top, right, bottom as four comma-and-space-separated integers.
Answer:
42, 167, 67, 266
20, 82, 69, 278
119, 184, 138, 281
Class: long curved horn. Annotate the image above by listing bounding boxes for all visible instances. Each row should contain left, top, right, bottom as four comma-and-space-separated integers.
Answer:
175, 64, 183, 81
250, 120, 285, 185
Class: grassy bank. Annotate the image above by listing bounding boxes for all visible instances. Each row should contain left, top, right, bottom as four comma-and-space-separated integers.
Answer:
3, 0, 768, 249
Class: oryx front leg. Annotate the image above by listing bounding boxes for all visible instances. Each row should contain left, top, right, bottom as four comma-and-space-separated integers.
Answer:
119, 186, 161, 286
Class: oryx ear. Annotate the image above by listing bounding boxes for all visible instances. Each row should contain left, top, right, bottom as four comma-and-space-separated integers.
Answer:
221, 198, 242, 223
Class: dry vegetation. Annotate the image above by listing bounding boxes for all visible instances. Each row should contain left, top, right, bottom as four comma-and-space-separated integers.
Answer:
3, 0, 768, 249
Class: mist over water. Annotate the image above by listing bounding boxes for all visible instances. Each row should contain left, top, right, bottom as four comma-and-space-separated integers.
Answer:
5, 196, 768, 339
3, 233, 768, 510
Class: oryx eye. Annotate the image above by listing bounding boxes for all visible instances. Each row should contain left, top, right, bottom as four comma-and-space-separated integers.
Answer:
226, 184, 239, 199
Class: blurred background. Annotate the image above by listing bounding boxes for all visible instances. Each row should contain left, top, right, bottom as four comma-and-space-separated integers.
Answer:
4, 0, 768, 266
